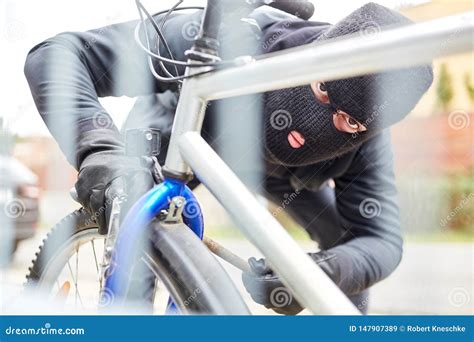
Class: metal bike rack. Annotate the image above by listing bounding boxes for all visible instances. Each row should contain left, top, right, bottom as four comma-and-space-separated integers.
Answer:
107, 10, 474, 314
167, 11, 474, 314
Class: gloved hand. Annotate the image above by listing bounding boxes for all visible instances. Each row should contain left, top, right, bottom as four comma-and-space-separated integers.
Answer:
75, 130, 161, 233
242, 251, 338, 315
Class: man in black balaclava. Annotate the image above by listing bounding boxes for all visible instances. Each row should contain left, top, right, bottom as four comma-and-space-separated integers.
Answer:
24, 3, 433, 314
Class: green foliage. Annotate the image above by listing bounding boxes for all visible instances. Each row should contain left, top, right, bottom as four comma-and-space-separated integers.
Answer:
436, 64, 454, 111
398, 170, 474, 237
464, 73, 474, 103
439, 173, 474, 233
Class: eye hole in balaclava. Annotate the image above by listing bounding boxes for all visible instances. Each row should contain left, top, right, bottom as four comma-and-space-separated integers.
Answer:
263, 84, 365, 166
261, 2, 434, 167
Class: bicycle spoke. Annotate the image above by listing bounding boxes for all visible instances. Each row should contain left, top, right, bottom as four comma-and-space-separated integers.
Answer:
75, 246, 79, 306
91, 240, 99, 275
91, 239, 102, 293
66, 257, 84, 308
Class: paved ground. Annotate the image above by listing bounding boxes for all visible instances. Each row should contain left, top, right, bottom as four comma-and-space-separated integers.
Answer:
211, 239, 473, 315
1, 230, 472, 315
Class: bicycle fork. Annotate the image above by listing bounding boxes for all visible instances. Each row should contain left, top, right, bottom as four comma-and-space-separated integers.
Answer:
100, 179, 204, 312
99, 196, 125, 290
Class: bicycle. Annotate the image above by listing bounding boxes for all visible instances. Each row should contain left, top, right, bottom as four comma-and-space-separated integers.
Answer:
24, 0, 474, 315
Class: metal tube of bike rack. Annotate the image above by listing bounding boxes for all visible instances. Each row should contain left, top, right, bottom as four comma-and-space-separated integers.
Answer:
179, 132, 360, 315
194, 12, 474, 101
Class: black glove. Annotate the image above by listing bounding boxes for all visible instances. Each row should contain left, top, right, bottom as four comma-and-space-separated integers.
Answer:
242, 251, 338, 315
75, 130, 161, 233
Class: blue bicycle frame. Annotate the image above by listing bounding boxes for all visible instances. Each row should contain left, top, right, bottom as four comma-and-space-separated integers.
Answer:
103, 178, 204, 312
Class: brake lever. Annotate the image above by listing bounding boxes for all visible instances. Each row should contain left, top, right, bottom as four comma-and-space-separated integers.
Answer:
141, 155, 164, 184
248, 0, 315, 20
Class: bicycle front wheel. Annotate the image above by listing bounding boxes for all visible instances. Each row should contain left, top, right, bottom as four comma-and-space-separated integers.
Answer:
26, 208, 249, 314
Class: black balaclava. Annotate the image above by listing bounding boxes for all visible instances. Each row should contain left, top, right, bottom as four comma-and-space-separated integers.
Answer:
262, 3, 433, 166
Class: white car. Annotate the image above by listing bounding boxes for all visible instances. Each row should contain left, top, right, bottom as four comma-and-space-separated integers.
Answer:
0, 155, 40, 264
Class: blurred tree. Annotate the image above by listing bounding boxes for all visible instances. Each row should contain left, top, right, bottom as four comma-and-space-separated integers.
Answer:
436, 64, 454, 112
464, 73, 474, 103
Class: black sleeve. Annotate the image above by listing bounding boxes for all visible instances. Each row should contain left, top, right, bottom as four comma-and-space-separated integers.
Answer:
24, 11, 201, 168
330, 131, 403, 295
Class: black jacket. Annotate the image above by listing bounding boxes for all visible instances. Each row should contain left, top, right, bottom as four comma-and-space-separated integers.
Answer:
24, 7, 403, 296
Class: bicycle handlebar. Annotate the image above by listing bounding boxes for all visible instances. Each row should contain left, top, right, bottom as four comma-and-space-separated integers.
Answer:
268, 0, 315, 20
193, 0, 315, 60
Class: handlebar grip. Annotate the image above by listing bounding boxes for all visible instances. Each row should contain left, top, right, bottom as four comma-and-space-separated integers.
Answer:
269, 0, 315, 20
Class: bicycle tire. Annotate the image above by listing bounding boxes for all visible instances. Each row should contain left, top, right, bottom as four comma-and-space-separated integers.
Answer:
25, 208, 249, 314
